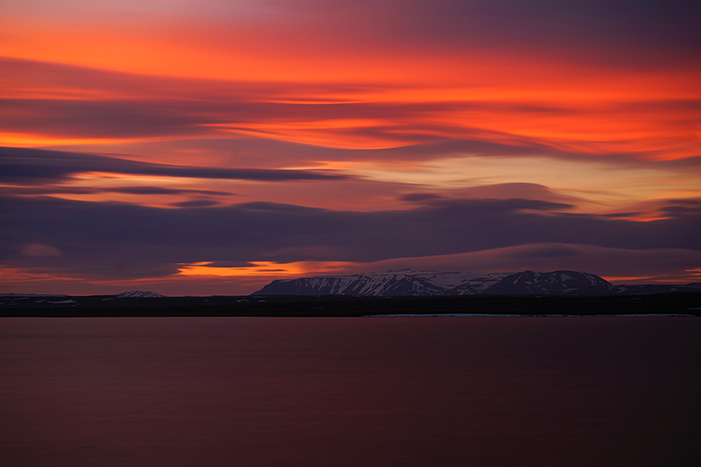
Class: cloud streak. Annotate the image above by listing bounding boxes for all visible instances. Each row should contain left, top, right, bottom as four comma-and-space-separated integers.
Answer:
3, 57, 700, 161
0, 147, 349, 183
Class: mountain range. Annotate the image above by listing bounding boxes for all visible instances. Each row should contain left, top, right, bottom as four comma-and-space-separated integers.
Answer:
254, 270, 701, 296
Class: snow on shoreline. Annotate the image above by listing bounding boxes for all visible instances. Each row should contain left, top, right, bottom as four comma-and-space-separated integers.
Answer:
365, 313, 697, 318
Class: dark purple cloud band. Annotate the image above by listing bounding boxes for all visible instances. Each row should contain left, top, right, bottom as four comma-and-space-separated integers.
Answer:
0, 147, 349, 183
2, 192, 699, 280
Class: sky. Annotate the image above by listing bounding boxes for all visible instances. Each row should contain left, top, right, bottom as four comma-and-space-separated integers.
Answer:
1, 0, 700, 295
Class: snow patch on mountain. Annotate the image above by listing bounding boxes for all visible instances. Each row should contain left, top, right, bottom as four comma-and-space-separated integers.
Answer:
115, 290, 165, 298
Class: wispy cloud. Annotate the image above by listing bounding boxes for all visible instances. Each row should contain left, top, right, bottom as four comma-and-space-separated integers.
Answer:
0, 147, 349, 183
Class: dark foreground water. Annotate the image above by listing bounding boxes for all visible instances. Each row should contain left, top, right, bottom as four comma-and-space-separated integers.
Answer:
1, 317, 700, 467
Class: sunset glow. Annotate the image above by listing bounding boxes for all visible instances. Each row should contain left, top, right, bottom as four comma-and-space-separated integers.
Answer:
177, 261, 360, 279
2, 0, 700, 294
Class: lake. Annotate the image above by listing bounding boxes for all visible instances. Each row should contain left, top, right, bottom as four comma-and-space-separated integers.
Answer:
1, 317, 699, 466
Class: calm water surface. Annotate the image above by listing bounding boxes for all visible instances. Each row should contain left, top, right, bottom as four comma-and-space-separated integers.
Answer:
1, 317, 700, 466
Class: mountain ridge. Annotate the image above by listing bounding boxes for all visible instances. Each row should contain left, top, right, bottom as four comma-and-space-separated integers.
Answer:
253, 270, 701, 296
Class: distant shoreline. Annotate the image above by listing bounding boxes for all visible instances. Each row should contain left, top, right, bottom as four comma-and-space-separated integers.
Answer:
366, 313, 698, 318
2, 293, 700, 318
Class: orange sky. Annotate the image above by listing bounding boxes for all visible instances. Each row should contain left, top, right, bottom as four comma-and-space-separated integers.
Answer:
1, 0, 700, 293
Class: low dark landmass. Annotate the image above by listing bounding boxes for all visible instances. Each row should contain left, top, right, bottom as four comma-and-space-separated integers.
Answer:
1, 293, 700, 317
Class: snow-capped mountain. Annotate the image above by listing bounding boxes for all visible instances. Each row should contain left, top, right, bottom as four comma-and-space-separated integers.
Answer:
482, 270, 612, 295
115, 290, 165, 298
253, 270, 614, 296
